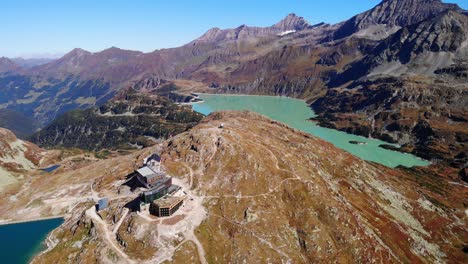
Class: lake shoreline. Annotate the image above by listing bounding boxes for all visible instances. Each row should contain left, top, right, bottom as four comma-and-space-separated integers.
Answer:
0, 215, 64, 226
192, 92, 305, 101
0, 217, 64, 264
192, 94, 430, 168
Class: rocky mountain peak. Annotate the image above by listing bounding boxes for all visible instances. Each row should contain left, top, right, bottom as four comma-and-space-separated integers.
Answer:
66, 48, 91, 57
192, 27, 223, 43
40, 48, 91, 70
192, 13, 310, 44
334, 0, 463, 39
274, 13, 310, 31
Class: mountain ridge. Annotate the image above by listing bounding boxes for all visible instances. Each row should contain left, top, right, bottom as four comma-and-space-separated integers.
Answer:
333, 0, 463, 39
189, 13, 311, 44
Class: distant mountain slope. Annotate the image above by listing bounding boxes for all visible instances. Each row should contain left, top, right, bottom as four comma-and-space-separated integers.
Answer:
0, 74, 113, 127
11, 57, 54, 68
0, 13, 312, 127
0, 57, 20, 73
30, 91, 203, 151
0, 109, 37, 138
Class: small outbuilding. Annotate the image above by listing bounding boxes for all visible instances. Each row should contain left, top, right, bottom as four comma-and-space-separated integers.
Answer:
144, 154, 162, 171
96, 198, 109, 211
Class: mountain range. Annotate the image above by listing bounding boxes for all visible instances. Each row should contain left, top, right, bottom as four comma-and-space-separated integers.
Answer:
0, 0, 467, 176
0, 1, 467, 262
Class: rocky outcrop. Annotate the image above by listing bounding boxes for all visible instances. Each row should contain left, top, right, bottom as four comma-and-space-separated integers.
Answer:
0, 127, 44, 170
435, 64, 468, 79
0, 127, 46, 190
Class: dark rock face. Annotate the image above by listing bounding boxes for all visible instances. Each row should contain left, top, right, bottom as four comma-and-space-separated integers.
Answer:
330, 11, 468, 87
375, 11, 468, 63
435, 64, 468, 79
334, 0, 462, 39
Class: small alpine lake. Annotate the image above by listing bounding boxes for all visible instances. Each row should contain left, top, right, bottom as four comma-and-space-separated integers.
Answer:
0, 218, 64, 264
192, 94, 429, 168
40, 164, 61, 173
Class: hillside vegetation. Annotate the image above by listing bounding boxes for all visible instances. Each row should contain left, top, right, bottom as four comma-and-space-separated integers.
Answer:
30, 91, 203, 151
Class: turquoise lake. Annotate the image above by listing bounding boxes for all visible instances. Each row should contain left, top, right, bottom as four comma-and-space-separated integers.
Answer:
192, 94, 429, 168
0, 218, 64, 264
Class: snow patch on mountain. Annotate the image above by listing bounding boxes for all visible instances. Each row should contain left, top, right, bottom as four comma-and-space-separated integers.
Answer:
277, 30, 296, 36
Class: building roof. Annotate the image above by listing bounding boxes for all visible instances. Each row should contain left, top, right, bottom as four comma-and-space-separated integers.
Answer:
137, 166, 156, 177
153, 196, 186, 208
97, 198, 108, 209
137, 166, 166, 180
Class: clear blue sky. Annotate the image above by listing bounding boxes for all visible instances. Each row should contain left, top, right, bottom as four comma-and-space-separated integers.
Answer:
1, 0, 467, 58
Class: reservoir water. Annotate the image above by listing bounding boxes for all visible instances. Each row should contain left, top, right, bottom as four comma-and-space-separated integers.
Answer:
0, 218, 64, 264
192, 94, 429, 168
